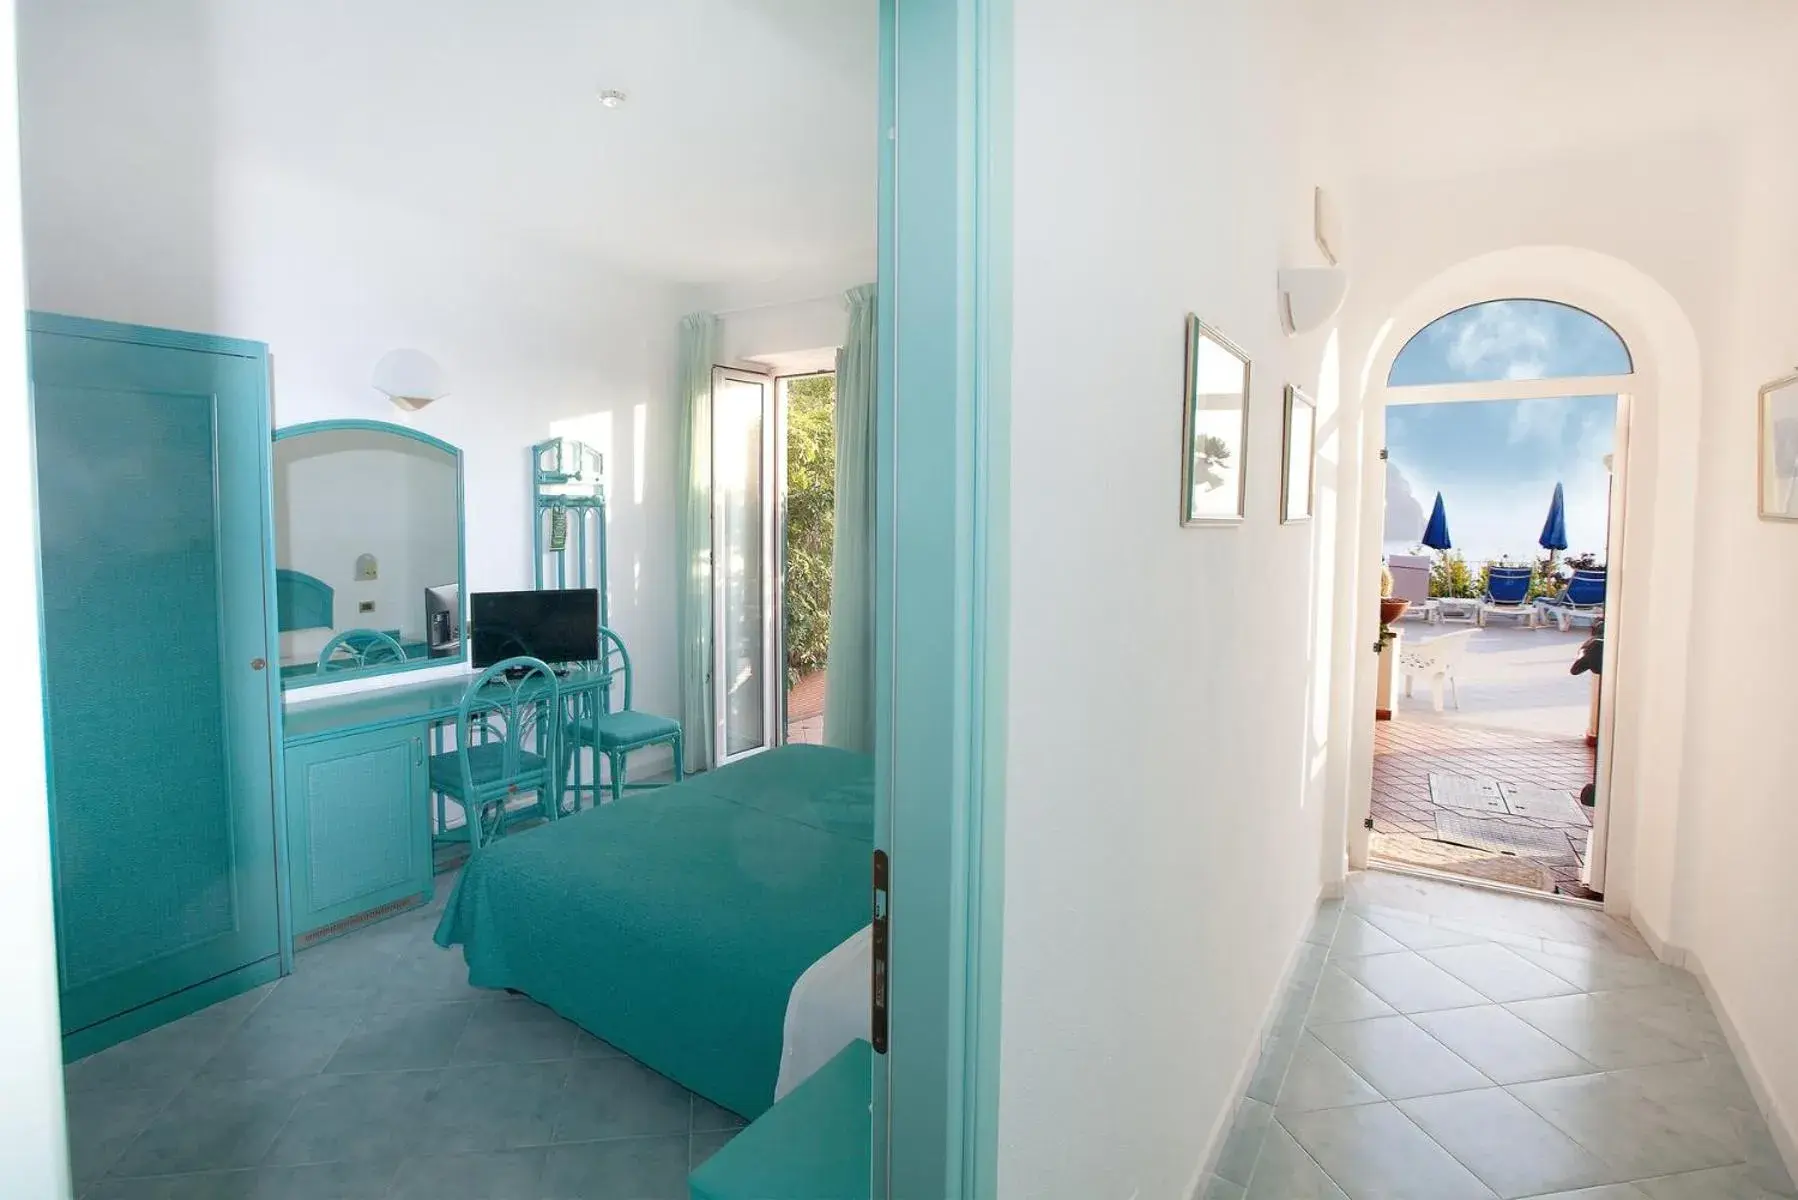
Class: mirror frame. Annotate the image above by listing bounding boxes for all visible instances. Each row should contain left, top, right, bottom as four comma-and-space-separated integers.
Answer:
1758, 371, 1798, 522
1180, 315, 1252, 526
271, 418, 468, 689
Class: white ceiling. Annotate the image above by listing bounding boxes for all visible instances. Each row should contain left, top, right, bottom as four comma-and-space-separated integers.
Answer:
92, 0, 880, 289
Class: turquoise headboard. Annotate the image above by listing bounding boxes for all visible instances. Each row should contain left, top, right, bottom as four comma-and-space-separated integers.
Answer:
275, 569, 334, 632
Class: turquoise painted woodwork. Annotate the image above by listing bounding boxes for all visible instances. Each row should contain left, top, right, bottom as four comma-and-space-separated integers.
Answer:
876, 2, 1011, 1197
283, 661, 614, 745
427, 657, 562, 850
283, 723, 432, 936
532, 437, 609, 628
274, 418, 468, 691
561, 626, 683, 808
274, 568, 334, 632
688, 1040, 873, 1200
28, 313, 283, 1055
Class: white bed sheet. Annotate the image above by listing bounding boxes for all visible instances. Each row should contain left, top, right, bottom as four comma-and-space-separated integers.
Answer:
775, 923, 872, 1101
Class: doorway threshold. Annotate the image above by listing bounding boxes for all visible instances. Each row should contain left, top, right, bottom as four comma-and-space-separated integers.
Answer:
1368, 858, 1603, 912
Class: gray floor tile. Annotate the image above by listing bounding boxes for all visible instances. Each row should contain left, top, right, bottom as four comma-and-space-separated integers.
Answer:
1214, 1098, 1274, 1186
1309, 1015, 1491, 1100
1422, 943, 1585, 1003
108, 1075, 309, 1177
1511, 942, 1687, 994
690, 1129, 740, 1173
386, 1148, 549, 1199
572, 1031, 629, 1059
376, 945, 498, 1007
1281, 1102, 1497, 1200
200, 1005, 361, 1080
1397, 1087, 1621, 1198
1410, 1004, 1598, 1085
540, 1135, 689, 1200
1275, 1035, 1382, 1113
1330, 913, 1408, 958
424, 1062, 570, 1153
1305, 965, 1399, 1026
263, 1069, 444, 1167
65, 994, 261, 1099
1506, 993, 1711, 1070
85, 1159, 399, 1200
1635, 1165, 1797, 1200
691, 1093, 747, 1134
550, 1057, 694, 1143
1509, 1072, 1743, 1179
1335, 950, 1490, 1013
452, 1000, 582, 1065
1359, 909, 1490, 952
64, 1088, 171, 1185
1520, 1187, 1650, 1199
1244, 1123, 1347, 1200
324, 1001, 476, 1074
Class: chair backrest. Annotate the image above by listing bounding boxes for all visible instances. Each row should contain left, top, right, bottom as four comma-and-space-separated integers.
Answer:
594, 626, 634, 713
1486, 566, 1533, 605
1565, 569, 1606, 607
453, 656, 560, 800
1402, 627, 1478, 671
316, 628, 407, 672
1387, 555, 1432, 604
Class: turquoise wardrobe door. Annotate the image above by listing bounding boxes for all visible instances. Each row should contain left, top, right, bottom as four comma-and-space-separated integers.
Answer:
29, 316, 281, 1041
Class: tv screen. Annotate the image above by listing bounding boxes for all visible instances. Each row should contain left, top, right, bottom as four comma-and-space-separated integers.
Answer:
470, 589, 599, 668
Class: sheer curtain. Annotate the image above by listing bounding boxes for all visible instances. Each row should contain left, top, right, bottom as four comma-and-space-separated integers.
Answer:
674, 313, 718, 773
823, 284, 876, 753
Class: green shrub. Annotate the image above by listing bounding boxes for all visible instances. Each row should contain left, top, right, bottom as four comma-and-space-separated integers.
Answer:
1429, 551, 1479, 599
784, 375, 836, 686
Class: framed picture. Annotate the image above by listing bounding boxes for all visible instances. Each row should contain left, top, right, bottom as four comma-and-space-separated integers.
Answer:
1180, 316, 1250, 525
1759, 372, 1798, 521
1281, 384, 1317, 523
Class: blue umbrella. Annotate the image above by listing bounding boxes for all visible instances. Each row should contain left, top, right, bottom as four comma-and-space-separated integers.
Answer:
1421, 492, 1452, 551
1538, 481, 1568, 552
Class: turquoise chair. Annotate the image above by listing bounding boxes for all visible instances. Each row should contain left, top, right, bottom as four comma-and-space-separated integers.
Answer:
316, 627, 407, 672
563, 627, 683, 808
429, 656, 561, 850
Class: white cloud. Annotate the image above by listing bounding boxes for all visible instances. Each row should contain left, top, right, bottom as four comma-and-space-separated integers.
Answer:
1507, 396, 1574, 445
1384, 460, 1426, 545
1439, 301, 1556, 379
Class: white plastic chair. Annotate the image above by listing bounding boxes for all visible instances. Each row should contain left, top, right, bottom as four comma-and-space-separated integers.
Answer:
1398, 628, 1476, 711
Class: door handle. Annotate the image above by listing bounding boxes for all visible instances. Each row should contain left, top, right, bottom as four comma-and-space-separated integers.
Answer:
250, 658, 267, 671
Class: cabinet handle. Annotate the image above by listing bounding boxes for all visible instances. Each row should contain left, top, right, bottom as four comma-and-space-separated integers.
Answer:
250, 658, 267, 671
414, 737, 423, 765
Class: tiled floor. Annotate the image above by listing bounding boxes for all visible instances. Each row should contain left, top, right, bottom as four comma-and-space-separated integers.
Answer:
786, 669, 826, 746
1374, 625, 1599, 895
1202, 871, 1796, 1200
63, 875, 742, 1199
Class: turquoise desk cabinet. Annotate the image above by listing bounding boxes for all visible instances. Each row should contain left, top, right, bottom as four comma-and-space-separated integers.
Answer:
29, 314, 286, 1061
283, 724, 433, 940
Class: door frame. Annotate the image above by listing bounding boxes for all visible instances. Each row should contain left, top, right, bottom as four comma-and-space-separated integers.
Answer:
709, 364, 780, 766
1350, 371, 1635, 897
877, 0, 1011, 1196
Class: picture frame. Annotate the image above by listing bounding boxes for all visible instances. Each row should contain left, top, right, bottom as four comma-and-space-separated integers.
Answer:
1758, 371, 1798, 521
1180, 315, 1251, 525
1281, 384, 1317, 524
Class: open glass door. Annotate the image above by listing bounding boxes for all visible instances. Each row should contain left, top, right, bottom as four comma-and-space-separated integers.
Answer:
711, 367, 780, 766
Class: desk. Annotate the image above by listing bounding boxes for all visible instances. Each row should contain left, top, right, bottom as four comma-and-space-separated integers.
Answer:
281, 666, 612, 945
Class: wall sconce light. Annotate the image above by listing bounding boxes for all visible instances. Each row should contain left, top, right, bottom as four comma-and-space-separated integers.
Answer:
372, 348, 449, 412
1278, 266, 1350, 337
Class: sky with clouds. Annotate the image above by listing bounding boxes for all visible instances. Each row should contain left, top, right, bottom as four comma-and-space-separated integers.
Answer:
1384, 300, 1626, 563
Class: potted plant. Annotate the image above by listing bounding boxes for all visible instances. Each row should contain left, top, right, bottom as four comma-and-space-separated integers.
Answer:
1376, 565, 1408, 651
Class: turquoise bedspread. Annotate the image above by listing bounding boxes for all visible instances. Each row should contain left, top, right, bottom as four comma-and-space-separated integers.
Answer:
433, 744, 873, 1120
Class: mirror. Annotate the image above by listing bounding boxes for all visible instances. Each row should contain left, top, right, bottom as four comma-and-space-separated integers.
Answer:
272, 420, 465, 686
1181, 316, 1252, 524
1759, 373, 1798, 521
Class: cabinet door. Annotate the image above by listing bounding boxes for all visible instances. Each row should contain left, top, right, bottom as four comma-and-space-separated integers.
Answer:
30, 316, 281, 1039
286, 725, 431, 936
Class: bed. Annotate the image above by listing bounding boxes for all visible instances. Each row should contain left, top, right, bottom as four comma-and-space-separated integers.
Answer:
433, 743, 873, 1120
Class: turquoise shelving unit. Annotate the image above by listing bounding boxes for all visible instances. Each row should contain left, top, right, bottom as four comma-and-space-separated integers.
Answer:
531, 438, 608, 628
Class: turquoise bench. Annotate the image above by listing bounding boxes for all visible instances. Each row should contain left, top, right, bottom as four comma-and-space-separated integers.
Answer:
689, 1040, 872, 1200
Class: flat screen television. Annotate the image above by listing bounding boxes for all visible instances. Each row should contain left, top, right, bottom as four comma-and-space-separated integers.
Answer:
470, 589, 599, 668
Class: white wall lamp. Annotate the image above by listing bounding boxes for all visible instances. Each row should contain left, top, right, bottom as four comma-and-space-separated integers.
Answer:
1278, 266, 1351, 337
372, 348, 449, 412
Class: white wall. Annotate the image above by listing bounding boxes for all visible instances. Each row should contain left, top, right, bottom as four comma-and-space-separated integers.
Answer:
1308, 0, 1798, 1168
999, 1, 1338, 1196
16, 7, 690, 719
0, 0, 73, 1191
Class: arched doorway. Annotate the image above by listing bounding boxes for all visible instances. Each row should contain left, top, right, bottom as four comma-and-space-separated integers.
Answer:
1329, 246, 1705, 940
1370, 298, 1634, 898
